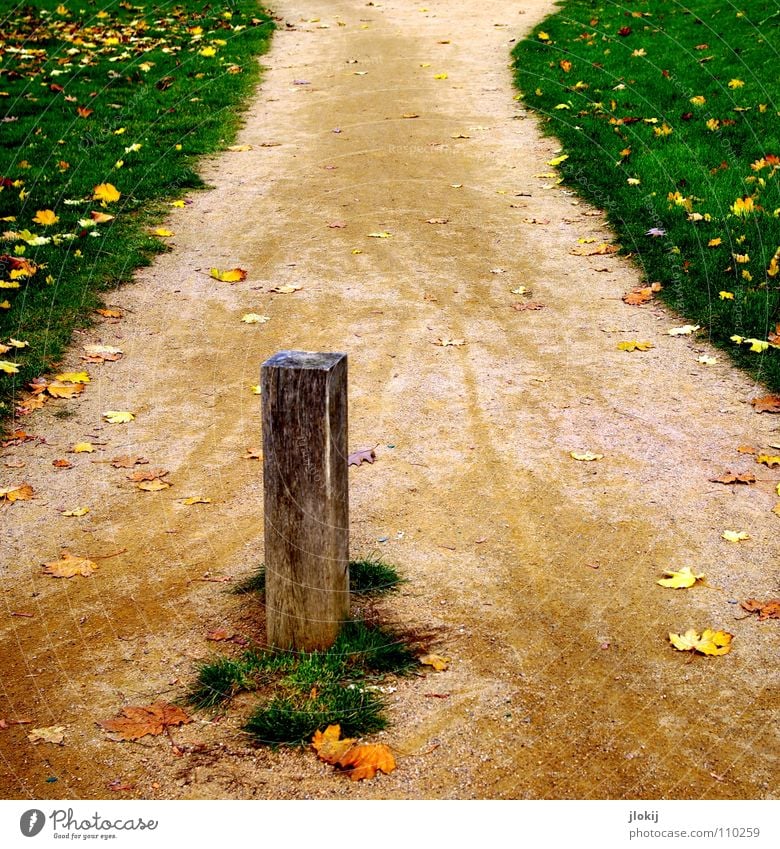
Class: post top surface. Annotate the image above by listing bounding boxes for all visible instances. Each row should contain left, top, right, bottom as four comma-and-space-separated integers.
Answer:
263, 350, 347, 371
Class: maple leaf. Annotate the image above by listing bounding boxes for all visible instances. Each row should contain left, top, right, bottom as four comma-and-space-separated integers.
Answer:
137, 480, 171, 492
420, 654, 450, 671
210, 268, 247, 282
56, 371, 90, 384
751, 395, 780, 413
740, 598, 780, 620
622, 287, 654, 305
0, 483, 34, 503
337, 743, 396, 781
82, 344, 123, 362
42, 552, 98, 578
126, 468, 168, 482
53, 459, 73, 469
617, 340, 654, 352
47, 382, 85, 398
570, 452, 603, 461
722, 530, 750, 542
657, 567, 704, 588
241, 313, 270, 324
312, 724, 356, 765
348, 448, 376, 466
93, 183, 121, 203
99, 702, 191, 741
103, 411, 134, 424
709, 471, 755, 485
0, 360, 20, 374
756, 455, 780, 467
669, 629, 733, 656
110, 456, 148, 468
33, 209, 58, 226
152, 228, 174, 237
28, 726, 65, 745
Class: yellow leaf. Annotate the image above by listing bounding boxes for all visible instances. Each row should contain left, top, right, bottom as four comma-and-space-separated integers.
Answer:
46, 381, 84, 398
728, 78, 744, 89
103, 410, 134, 424
708, 238, 723, 247
153, 228, 174, 237
93, 183, 121, 203
617, 340, 654, 351
657, 566, 704, 588
179, 497, 211, 505
719, 290, 733, 299
420, 653, 450, 671
690, 95, 706, 106
697, 355, 717, 365
367, 232, 392, 239
570, 451, 603, 461
669, 628, 732, 655
271, 284, 302, 294
72, 442, 95, 453
55, 371, 90, 384
433, 73, 448, 80
251, 385, 262, 394
731, 196, 755, 216
241, 313, 270, 324
667, 325, 700, 336
42, 552, 98, 578
722, 530, 750, 542
537, 31, 550, 41
227, 144, 253, 152
0, 360, 19, 374
61, 507, 89, 517
756, 454, 780, 467
33, 209, 59, 226
137, 479, 170, 492
0, 483, 34, 503
199, 46, 217, 57
337, 743, 396, 781
312, 725, 356, 765
547, 154, 569, 167
209, 267, 247, 282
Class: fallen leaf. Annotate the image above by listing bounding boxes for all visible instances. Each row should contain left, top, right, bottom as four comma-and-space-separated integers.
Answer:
90, 211, 115, 224
243, 449, 262, 460
737, 445, 757, 455
740, 598, 780, 620
52, 459, 73, 469
571, 242, 618, 256
47, 382, 85, 398
107, 779, 134, 792
433, 338, 465, 347
426, 217, 449, 224
206, 629, 233, 641
227, 144, 253, 152
110, 456, 148, 469
328, 221, 347, 228
42, 552, 98, 578
98, 702, 191, 741
367, 232, 392, 239
698, 355, 717, 365
82, 344, 123, 362
312, 724, 356, 765
570, 452, 603, 461
348, 448, 376, 466
751, 395, 780, 413
72, 442, 95, 454
709, 472, 756, 485
210, 268, 247, 283
669, 629, 733, 656
126, 468, 169, 482
622, 287, 654, 305
96, 308, 122, 318
271, 284, 302, 294
668, 325, 701, 336
657, 567, 705, 588
337, 743, 396, 781
617, 340, 654, 352
28, 726, 65, 745
511, 302, 545, 311
137, 479, 171, 492
510, 287, 527, 295
93, 183, 121, 203
420, 654, 450, 671
103, 411, 134, 424
61, 507, 89, 517
756, 455, 780, 468
180, 497, 211, 505
33, 209, 58, 226
722, 530, 750, 542
241, 313, 270, 324
56, 371, 90, 384
0, 483, 34, 503
152, 228, 174, 237
0, 361, 20, 374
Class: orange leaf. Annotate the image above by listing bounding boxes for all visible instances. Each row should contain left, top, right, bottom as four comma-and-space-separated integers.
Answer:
42, 552, 98, 578
0, 483, 34, 503
751, 394, 780, 413
337, 743, 396, 781
98, 702, 191, 741
312, 724, 356, 765
622, 286, 654, 305
46, 382, 85, 398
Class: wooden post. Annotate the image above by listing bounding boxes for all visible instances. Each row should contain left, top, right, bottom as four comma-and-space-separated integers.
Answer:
261, 351, 349, 651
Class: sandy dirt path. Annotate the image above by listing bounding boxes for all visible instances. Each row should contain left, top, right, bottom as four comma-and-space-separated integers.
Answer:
1, 0, 778, 800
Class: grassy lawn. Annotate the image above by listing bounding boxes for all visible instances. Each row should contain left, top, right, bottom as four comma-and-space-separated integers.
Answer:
513, 1, 780, 390
0, 0, 273, 421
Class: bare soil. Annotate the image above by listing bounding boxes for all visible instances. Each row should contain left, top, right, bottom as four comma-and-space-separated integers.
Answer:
1, 0, 778, 800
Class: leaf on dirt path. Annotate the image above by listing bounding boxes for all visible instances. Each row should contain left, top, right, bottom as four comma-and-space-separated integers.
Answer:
137, 479, 170, 492
227, 144, 253, 152
669, 629, 732, 656
709, 471, 756, 485
103, 411, 134, 424
737, 444, 757, 455
367, 232, 392, 239
740, 598, 780, 620
107, 778, 134, 792
241, 313, 270, 324
42, 552, 98, 578
511, 301, 545, 311
210, 268, 247, 283
126, 468, 169, 482
53, 459, 73, 469
61, 507, 89, 517
657, 567, 705, 588
98, 702, 191, 741
82, 344, 123, 362
698, 355, 717, 365
72, 442, 95, 454
617, 340, 654, 352
312, 724, 356, 765
0, 483, 34, 503
667, 325, 701, 336
337, 743, 396, 781
271, 284, 302, 294
96, 308, 122, 318
751, 394, 780, 413
47, 382, 85, 398
722, 530, 750, 542
420, 653, 450, 671
756, 454, 780, 467
570, 451, 603, 461
571, 242, 619, 256
205, 629, 233, 641
110, 456, 149, 469
28, 726, 65, 745
348, 448, 376, 466
433, 338, 465, 347
180, 497, 211, 505
56, 371, 90, 384
426, 217, 449, 224
328, 220, 348, 228
510, 287, 527, 295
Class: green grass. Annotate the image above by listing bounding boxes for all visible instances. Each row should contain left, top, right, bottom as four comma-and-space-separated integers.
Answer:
189, 619, 416, 746
512, 1, 780, 389
232, 555, 405, 596
0, 1, 274, 420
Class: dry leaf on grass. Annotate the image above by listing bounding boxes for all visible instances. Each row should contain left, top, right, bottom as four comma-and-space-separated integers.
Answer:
28, 726, 65, 745
657, 567, 704, 588
99, 702, 191, 741
669, 629, 732, 656
740, 598, 780, 620
348, 449, 375, 466
420, 653, 450, 671
42, 552, 98, 578
0, 483, 34, 503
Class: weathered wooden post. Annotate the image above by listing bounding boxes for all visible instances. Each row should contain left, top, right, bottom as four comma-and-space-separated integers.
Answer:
261, 351, 349, 651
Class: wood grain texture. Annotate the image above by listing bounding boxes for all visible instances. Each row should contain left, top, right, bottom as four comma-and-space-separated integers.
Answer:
261, 351, 349, 650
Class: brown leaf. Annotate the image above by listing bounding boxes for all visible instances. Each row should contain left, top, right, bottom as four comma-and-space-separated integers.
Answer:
348, 448, 376, 466
740, 598, 780, 620
98, 702, 191, 741
206, 629, 233, 642
52, 459, 74, 469
622, 286, 654, 305
709, 471, 756, 485
42, 552, 98, 578
751, 394, 780, 413
126, 468, 169, 482
426, 217, 449, 224
337, 743, 396, 781
107, 779, 134, 792
510, 302, 545, 311
0, 483, 34, 503
110, 456, 149, 469
737, 444, 758, 455
312, 724, 356, 765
